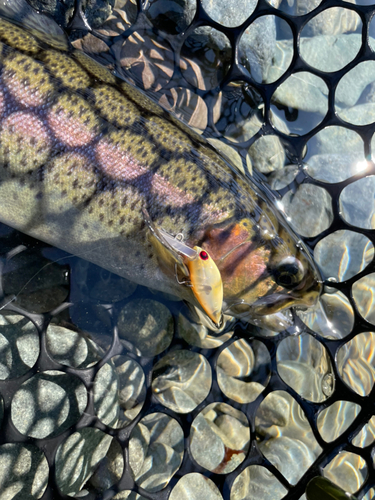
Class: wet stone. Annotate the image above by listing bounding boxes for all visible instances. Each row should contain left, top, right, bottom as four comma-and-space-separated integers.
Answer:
230, 465, 288, 500
190, 402, 250, 474
302, 5, 360, 37
145, 0, 196, 34
238, 15, 277, 83
314, 230, 374, 282
86, 438, 124, 492
306, 126, 364, 159
11, 370, 87, 439
169, 473, 223, 500
214, 82, 263, 143
159, 88, 208, 132
201, 0, 256, 27
323, 452, 367, 494
97, 0, 138, 36
180, 26, 231, 90
0, 443, 49, 499
352, 273, 375, 325
55, 428, 116, 497
119, 30, 174, 91
46, 323, 102, 368
298, 291, 354, 340
152, 350, 211, 413
306, 153, 367, 184
217, 339, 271, 404
129, 413, 184, 492
277, 333, 334, 403
94, 355, 146, 428
336, 61, 375, 108
248, 134, 285, 173
281, 184, 333, 238
177, 311, 233, 349
0, 313, 39, 379
337, 332, 375, 397
340, 176, 375, 230
268, 164, 299, 190
117, 298, 174, 357
256, 391, 322, 484
271, 72, 328, 134
317, 401, 361, 443
299, 34, 362, 73
352, 415, 375, 448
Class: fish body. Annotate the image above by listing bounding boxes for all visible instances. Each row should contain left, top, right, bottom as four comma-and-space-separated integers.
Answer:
0, 7, 321, 325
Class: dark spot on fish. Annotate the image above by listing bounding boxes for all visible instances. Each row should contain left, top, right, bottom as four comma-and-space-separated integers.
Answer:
148, 253, 153, 259
61, 189, 67, 197
35, 191, 43, 199
99, 213, 104, 221
83, 222, 88, 229
98, 199, 104, 207
135, 250, 140, 257
119, 216, 125, 225
108, 219, 113, 226
88, 206, 93, 213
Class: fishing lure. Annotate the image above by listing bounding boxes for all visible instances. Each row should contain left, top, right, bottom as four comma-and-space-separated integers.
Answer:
143, 209, 223, 327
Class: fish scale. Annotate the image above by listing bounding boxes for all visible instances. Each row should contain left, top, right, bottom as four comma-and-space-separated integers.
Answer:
0, 14, 321, 327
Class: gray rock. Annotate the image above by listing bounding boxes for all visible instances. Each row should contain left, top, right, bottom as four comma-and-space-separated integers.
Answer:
282, 184, 333, 238
277, 333, 334, 403
27, 0, 75, 27
314, 230, 373, 282
302, 4, 360, 37
339, 175, 375, 230
299, 34, 362, 73
145, 0, 196, 34
11, 370, 87, 439
248, 134, 285, 173
259, 436, 318, 485
180, 27, 232, 90
272, 71, 328, 115
46, 323, 102, 368
231, 465, 288, 500
238, 15, 276, 83
297, 290, 355, 340
306, 153, 366, 183
152, 350, 211, 413
317, 401, 360, 442
201, 0, 256, 27
323, 451, 367, 495
352, 273, 375, 325
336, 60, 375, 108
0, 443, 49, 499
169, 473, 223, 500
130, 413, 184, 491
337, 332, 375, 397
55, 428, 115, 496
0, 313, 39, 380
117, 299, 174, 357
338, 102, 375, 126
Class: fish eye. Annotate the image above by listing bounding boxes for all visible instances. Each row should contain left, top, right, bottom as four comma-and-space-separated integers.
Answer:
273, 257, 304, 289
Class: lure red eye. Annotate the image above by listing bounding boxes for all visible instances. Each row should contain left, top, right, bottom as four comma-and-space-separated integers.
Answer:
199, 250, 209, 260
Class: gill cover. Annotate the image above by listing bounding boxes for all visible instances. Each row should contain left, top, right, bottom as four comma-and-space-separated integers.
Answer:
143, 209, 223, 326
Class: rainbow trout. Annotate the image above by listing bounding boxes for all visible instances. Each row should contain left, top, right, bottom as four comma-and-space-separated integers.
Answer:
0, 1, 322, 329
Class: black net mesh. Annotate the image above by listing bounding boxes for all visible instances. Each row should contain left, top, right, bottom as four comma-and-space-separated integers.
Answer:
0, 0, 375, 499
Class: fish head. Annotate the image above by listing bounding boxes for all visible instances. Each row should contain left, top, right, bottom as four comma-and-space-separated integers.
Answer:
197, 203, 322, 323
